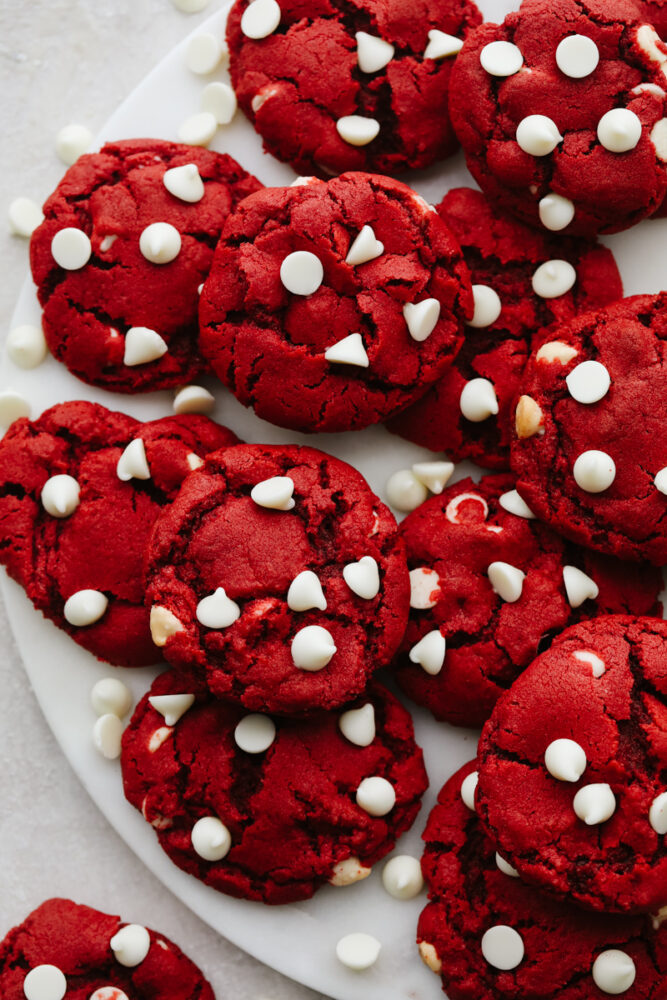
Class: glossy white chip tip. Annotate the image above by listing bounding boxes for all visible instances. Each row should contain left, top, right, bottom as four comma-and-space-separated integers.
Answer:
93, 713, 124, 759
235, 714, 276, 753
51, 228, 92, 270
163, 163, 205, 203
287, 570, 327, 611
196, 587, 241, 629
7, 324, 47, 369
110, 924, 151, 967
516, 115, 563, 156
201, 81, 237, 124
496, 853, 519, 878
345, 225, 384, 266
409, 567, 441, 609
592, 950, 636, 994
280, 250, 324, 295
460, 771, 478, 811
22, 964, 67, 1000
8, 197, 43, 237
186, 32, 222, 74
241, 0, 281, 38
480, 40, 523, 76
468, 285, 502, 328
0, 389, 30, 429
149, 693, 196, 726
116, 438, 150, 482
544, 738, 587, 782
573, 450, 616, 493
336, 932, 381, 971
251, 475, 295, 510
178, 111, 218, 147
655, 468, 667, 494
356, 776, 396, 816
64, 589, 108, 627
563, 565, 599, 607
343, 556, 380, 599
55, 123, 93, 165
573, 783, 616, 825
499, 490, 535, 519
598, 109, 642, 153
409, 630, 446, 676
649, 792, 667, 834
336, 116, 380, 146
173, 385, 215, 414
339, 703, 376, 747
291, 625, 336, 671
424, 30, 463, 60
488, 561, 525, 603
460, 378, 499, 422
385, 469, 428, 512
566, 360, 610, 403
91, 678, 132, 719
382, 855, 424, 899
411, 461, 454, 495
481, 926, 524, 970
123, 327, 168, 366
139, 222, 181, 264
539, 192, 576, 231
325, 333, 369, 368
403, 299, 440, 342
191, 816, 232, 860
532, 260, 576, 298
41, 474, 80, 518
356, 31, 394, 73
556, 34, 599, 78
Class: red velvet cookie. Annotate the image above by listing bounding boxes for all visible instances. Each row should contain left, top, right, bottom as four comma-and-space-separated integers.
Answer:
145, 443, 409, 712
30, 139, 261, 392
392, 475, 662, 729
0, 898, 214, 999
199, 172, 473, 433
226, 0, 482, 177
418, 762, 667, 1000
387, 187, 623, 469
449, 0, 667, 237
0, 401, 238, 666
121, 670, 428, 904
511, 293, 667, 565
476, 616, 667, 914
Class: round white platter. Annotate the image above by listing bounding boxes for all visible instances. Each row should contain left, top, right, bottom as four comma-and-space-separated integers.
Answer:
3, 1, 667, 998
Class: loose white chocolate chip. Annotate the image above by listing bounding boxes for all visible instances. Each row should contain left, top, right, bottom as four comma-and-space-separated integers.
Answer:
23, 965, 67, 1000
336, 933, 381, 971
480, 40, 524, 76
51, 228, 92, 270
173, 385, 215, 414
345, 225, 384, 266
516, 115, 562, 156
382, 855, 424, 899
574, 649, 606, 677
446, 492, 488, 524
110, 925, 151, 967
532, 260, 576, 298
563, 565, 599, 607
488, 561, 525, 603
191, 816, 232, 860
93, 713, 123, 759
196, 587, 241, 629
186, 33, 222, 74
535, 340, 578, 364
178, 111, 218, 147
496, 853, 519, 877
287, 570, 327, 611
149, 693, 195, 726
592, 950, 636, 994
8, 197, 43, 237
280, 250, 324, 295
91, 678, 132, 719
598, 108, 642, 153
654, 468, 667, 494
566, 360, 610, 404
403, 298, 441, 342
515, 395, 544, 438
409, 629, 446, 676
170, 0, 211, 9
539, 192, 576, 231
481, 926, 524, 970
649, 792, 667, 834
336, 115, 380, 146
123, 327, 168, 366
556, 34, 599, 78
419, 942, 442, 974
325, 333, 369, 367
460, 771, 478, 811
41, 474, 80, 518
291, 625, 336, 670
460, 378, 499, 422
330, 857, 372, 886
139, 222, 181, 264
163, 163, 205, 203
356, 776, 396, 816
573, 450, 615, 493
251, 476, 295, 510
409, 567, 441, 609
64, 589, 108, 627
544, 738, 587, 782
573, 783, 616, 825
55, 123, 93, 165
149, 606, 184, 647
356, 31, 394, 73
385, 469, 428, 512
343, 556, 380, 599
424, 30, 463, 60
339, 703, 375, 747
116, 438, 150, 482
411, 461, 454, 495
201, 81, 237, 125
499, 489, 535, 519
468, 285, 502, 328
241, 0, 281, 39
7, 324, 47, 368
235, 713, 276, 753
0, 389, 30, 430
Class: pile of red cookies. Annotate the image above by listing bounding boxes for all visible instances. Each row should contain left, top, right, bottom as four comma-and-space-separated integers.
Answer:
3, 0, 667, 997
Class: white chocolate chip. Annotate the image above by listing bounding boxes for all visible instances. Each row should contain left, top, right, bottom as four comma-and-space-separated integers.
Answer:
343, 556, 380, 599
535, 340, 578, 364
291, 625, 336, 670
446, 492, 488, 524
481, 926, 524, 970
149, 693, 195, 726
480, 40, 523, 76
235, 713, 276, 753
163, 163, 205, 203
574, 648, 606, 677
592, 950, 636, 994
650, 118, 667, 160
251, 475, 295, 510
64, 589, 108, 627
8, 196, 43, 237
116, 438, 150, 482
93, 713, 123, 759
598, 108, 642, 153
178, 111, 218, 147
91, 678, 132, 718
419, 942, 442, 974
149, 727, 173, 753
556, 34, 599, 78
460, 378, 499, 422
191, 816, 232, 860
196, 587, 241, 628
649, 792, 667, 834
355, 31, 394, 73
139, 222, 181, 264
329, 857, 372, 886
539, 192, 576, 231
495, 853, 519, 877
566, 360, 610, 404
424, 30, 463, 60
280, 250, 324, 295
654, 468, 667, 494
573, 783, 616, 825
41, 474, 80, 518
89, 988, 129, 1000
515, 395, 544, 438
411, 461, 454, 495
409, 629, 446, 676
187, 452, 204, 471
336, 115, 380, 146
516, 115, 562, 156
110, 925, 151, 967
460, 771, 478, 811
149, 606, 184, 647
51, 228, 91, 270
201, 82, 237, 125
241, 0, 281, 39
573, 450, 615, 493
55, 123, 93, 165
185, 33, 222, 74
544, 738, 587, 782
0, 389, 30, 430
173, 385, 215, 414
563, 565, 599, 607
356, 776, 396, 816
339, 703, 375, 747
532, 260, 576, 298
345, 225, 384, 266
6, 324, 47, 368
488, 561, 525, 603
409, 567, 441, 609
325, 333, 369, 367
382, 855, 424, 899
287, 570, 327, 611
385, 469, 428, 512
23, 965, 67, 1000
170, 0, 211, 10
123, 327, 168, 366
336, 933, 381, 971
403, 298, 440, 342
468, 285, 502, 328
499, 489, 535, 519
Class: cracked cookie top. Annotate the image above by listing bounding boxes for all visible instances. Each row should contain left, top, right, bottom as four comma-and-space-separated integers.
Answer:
0, 401, 238, 666
391, 475, 662, 729
387, 187, 623, 469
511, 293, 667, 565
0, 898, 215, 999
199, 172, 473, 433
226, 0, 482, 177
418, 761, 667, 1000
145, 442, 410, 713
121, 670, 428, 904
449, 0, 667, 237
476, 616, 667, 914
29, 139, 262, 392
